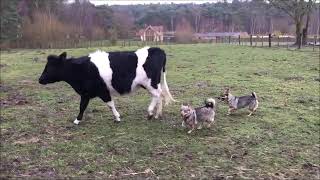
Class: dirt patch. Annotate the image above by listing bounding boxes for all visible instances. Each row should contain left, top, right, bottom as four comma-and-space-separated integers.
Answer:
294, 97, 314, 104
176, 65, 190, 69
195, 81, 209, 88
13, 137, 40, 145
0, 64, 7, 69
302, 162, 320, 175
28, 166, 58, 177
109, 167, 156, 178
0, 84, 13, 93
0, 92, 28, 107
152, 146, 182, 159
309, 67, 319, 71
254, 71, 269, 76
284, 76, 304, 81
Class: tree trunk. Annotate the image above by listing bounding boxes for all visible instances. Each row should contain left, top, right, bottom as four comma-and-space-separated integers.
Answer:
171, 16, 174, 31
302, 13, 310, 45
295, 16, 303, 47
302, 0, 312, 45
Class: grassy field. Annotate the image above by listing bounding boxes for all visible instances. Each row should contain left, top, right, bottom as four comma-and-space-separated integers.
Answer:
1, 44, 319, 179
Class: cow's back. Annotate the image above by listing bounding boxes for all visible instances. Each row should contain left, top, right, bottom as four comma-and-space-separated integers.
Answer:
89, 47, 166, 95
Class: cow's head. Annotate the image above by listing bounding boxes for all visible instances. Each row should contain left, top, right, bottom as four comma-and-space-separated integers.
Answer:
39, 52, 67, 85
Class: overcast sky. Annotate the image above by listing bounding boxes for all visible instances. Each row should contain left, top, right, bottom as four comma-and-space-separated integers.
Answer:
88, 0, 231, 6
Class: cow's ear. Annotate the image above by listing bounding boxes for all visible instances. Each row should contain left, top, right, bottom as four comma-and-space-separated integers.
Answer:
59, 52, 67, 59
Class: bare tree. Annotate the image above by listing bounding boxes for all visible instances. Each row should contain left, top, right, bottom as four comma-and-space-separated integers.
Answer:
302, 0, 315, 44
268, 0, 316, 48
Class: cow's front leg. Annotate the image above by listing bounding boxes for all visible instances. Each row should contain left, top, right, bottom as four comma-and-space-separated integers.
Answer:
99, 93, 121, 122
147, 85, 161, 119
74, 96, 90, 125
107, 101, 121, 122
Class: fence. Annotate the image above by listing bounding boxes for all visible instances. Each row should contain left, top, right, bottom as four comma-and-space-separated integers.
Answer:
213, 34, 320, 51
3, 39, 173, 49
3, 34, 319, 51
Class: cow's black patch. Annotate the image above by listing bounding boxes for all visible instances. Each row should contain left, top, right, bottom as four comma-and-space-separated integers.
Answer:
108, 52, 138, 94
143, 47, 166, 89
62, 56, 111, 101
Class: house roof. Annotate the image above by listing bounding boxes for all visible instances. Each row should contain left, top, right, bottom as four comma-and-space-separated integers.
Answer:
137, 25, 164, 36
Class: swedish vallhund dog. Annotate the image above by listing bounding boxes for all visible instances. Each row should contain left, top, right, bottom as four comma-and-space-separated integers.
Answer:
180, 98, 216, 134
219, 88, 259, 116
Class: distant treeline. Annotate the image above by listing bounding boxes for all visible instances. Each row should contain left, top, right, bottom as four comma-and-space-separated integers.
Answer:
1, 0, 319, 48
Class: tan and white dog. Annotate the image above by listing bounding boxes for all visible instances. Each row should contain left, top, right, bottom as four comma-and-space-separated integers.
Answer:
180, 98, 216, 134
219, 88, 259, 116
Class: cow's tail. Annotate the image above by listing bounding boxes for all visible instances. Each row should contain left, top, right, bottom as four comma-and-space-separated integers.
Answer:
161, 55, 177, 105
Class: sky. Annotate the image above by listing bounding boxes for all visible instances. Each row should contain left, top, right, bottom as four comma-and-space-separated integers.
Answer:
88, 0, 231, 6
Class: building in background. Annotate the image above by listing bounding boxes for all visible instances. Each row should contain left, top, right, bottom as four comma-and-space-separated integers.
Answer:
137, 25, 164, 42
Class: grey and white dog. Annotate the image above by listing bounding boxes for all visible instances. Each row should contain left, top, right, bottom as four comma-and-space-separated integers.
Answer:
180, 98, 216, 134
219, 88, 259, 116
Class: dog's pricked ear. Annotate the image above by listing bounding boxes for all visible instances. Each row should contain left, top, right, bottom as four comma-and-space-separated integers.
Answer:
224, 88, 230, 94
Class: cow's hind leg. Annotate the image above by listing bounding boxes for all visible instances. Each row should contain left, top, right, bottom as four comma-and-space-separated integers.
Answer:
74, 96, 90, 125
99, 93, 121, 122
147, 84, 162, 119
154, 95, 163, 119
107, 101, 121, 122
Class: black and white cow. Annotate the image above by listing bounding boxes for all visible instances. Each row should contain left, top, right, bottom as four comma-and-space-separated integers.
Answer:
39, 47, 176, 124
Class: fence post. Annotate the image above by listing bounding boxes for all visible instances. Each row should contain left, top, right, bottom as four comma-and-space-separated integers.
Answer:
238, 35, 241, 45
262, 36, 264, 47
269, 33, 271, 48
298, 33, 302, 49
255, 36, 257, 46
313, 36, 316, 51
250, 35, 252, 46
277, 36, 280, 47
228, 36, 231, 44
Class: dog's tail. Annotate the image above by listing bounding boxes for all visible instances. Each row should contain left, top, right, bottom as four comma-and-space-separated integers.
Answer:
161, 53, 177, 105
252, 92, 257, 99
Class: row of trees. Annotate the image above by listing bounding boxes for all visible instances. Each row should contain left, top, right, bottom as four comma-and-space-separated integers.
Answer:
1, 0, 319, 48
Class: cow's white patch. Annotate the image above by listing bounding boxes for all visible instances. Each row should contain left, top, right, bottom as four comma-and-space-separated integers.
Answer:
89, 50, 118, 95
74, 119, 80, 125
131, 46, 150, 91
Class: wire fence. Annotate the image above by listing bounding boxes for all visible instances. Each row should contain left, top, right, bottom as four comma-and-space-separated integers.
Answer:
3, 34, 320, 52
212, 34, 320, 52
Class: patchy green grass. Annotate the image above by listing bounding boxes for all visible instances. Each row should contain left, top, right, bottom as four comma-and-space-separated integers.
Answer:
1, 44, 319, 179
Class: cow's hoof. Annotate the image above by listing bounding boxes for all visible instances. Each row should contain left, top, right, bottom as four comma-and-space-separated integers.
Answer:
74, 119, 80, 125
147, 114, 153, 120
